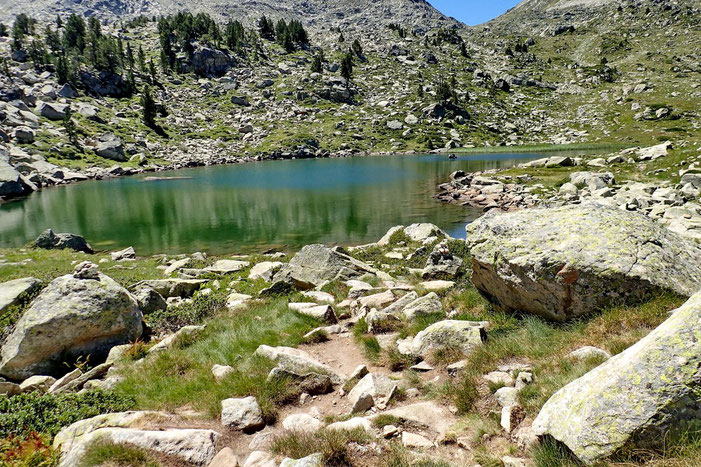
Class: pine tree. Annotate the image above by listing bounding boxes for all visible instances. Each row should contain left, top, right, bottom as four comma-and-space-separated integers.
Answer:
417, 83, 424, 98
281, 31, 294, 53
0, 23, 7, 38
56, 15, 63, 29
338, 32, 345, 43
351, 39, 363, 58
45, 25, 61, 53
340, 50, 353, 85
63, 105, 79, 146
138, 45, 146, 72
125, 42, 134, 69
436, 78, 452, 104
63, 14, 86, 52
311, 52, 323, 74
148, 59, 157, 83
141, 85, 157, 128
258, 16, 274, 40
56, 53, 69, 84
460, 42, 468, 58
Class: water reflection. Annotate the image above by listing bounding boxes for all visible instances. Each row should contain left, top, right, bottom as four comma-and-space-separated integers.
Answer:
0, 153, 543, 254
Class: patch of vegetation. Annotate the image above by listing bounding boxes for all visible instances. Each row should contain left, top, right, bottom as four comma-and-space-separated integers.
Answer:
80, 441, 159, 467
0, 390, 135, 440
371, 414, 401, 429
114, 299, 320, 422
352, 319, 382, 361
0, 432, 60, 467
443, 293, 681, 415
380, 442, 452, 467
271, 428, 371, 466
146, 290, 226, 333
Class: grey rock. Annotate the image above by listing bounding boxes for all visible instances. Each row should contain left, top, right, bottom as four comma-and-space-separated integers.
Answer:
0, 153, 26, 198
95, 134, 126, 161
466, 203, 701, 321
248, 261, 283, 282
255, 345, 339, 383
37, 101, 68, 120
0, 381, 22, 396
422, 240, 463, 279
12, 126, 34, 144
400, 292, 443, 320
34, 229, 93, 253
221, 396, 265, 432
19, 374, 57, 393
139, 278, 207, 298
411, 320, 486, 358
132, 286, 167, 315
347, 373, 397, 412
0, 277, 41, 314
111, 246, 135, 261
567, 346, 611, 361
274, 244, 375, 288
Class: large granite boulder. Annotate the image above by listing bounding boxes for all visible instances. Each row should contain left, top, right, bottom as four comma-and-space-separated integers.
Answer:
78, 70, 131, 97
273, 244, 375, 288
190, 47, 235, 76
34, 229, 94, 253
0, 271, 143, 379
533, 292, 701, 464
55, 411, 219, 467
37, 101, 68, 120
466, 203, 701, 321
95, 133, 126, 161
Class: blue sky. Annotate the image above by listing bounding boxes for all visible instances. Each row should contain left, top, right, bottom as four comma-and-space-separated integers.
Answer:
428, 0, 522, 26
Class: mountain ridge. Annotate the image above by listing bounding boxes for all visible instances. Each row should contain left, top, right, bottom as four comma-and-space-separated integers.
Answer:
0, 0, 463, 34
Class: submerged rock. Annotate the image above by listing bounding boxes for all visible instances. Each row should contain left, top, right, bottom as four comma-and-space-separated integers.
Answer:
466, 203, 701, 321
533, 292, 701, 464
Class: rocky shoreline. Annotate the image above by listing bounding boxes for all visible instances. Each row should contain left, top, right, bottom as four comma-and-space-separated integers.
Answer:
436, 141, 701, 243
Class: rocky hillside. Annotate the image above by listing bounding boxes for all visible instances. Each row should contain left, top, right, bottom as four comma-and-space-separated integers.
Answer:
0, 0, 461, 34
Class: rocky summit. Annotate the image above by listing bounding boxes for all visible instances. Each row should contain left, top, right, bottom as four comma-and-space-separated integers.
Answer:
0, 0, 700, 466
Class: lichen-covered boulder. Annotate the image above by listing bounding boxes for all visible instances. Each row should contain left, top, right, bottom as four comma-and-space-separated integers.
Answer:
0, 273, 142, 379
411, 320, 486, 358
533, 292, 701, 464
466, 203, 701, 321
273, 244, 376, 288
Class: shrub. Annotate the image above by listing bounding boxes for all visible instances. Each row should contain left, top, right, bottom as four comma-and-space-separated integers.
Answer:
146, 292, 226, 333
0, 390, 135, 440
0, 432, 59, 467
79, 440, 158, 467
271, 428, 371, 466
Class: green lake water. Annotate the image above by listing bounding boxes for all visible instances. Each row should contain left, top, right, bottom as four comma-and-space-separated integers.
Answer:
0, 153, 546, 254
